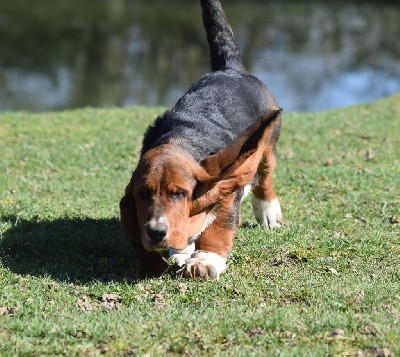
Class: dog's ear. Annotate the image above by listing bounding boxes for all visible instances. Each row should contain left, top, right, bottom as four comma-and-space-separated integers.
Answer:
191, 107, 282, 214
120, 181, 139, 244
120, 179, 169, 277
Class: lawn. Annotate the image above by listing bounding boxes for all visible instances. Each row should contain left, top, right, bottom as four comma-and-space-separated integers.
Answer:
0, 96, 399, 356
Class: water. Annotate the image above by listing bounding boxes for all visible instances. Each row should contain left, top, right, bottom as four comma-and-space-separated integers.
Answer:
0, 0, 399, 112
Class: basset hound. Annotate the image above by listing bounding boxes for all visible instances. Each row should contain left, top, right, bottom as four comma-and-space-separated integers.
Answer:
120, 0, 283, 280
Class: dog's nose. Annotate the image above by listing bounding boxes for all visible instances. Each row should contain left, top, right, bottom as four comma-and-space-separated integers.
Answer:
145, 222, 167, 242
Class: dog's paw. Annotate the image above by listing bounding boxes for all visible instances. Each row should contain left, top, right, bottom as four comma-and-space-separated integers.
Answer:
168, 243, 196, 268
252, 196, 282, 229
182, 251, 227, 281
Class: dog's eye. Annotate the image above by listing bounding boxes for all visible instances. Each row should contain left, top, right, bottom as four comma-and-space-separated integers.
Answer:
171, 190, 187, 201
139, 189, 152, 201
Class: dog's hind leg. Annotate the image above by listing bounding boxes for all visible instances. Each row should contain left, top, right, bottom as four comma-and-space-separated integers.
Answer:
251, 124, 283, 229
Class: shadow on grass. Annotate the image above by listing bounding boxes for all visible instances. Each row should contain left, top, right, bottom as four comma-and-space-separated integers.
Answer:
240, 221, 258, 229
0, 216, 141, 284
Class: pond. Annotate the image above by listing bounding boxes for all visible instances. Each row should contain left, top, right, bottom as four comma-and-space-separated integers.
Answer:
0, 0, 399, 112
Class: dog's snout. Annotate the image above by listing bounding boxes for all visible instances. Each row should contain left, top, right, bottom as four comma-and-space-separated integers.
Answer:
145, 222, 168, 242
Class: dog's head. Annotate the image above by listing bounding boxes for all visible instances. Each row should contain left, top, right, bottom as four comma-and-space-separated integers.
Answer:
121, 108, 282, 252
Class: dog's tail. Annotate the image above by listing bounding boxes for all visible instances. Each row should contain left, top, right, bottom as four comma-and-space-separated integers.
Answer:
200, 0, 245, 72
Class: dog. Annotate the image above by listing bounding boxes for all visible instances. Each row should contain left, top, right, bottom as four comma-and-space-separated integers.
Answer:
120, 0, 282, 280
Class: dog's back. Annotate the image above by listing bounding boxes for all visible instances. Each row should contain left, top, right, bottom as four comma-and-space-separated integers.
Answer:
141, 0, 278, 161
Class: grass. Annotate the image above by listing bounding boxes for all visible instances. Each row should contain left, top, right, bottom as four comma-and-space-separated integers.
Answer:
0, 96, 399, 356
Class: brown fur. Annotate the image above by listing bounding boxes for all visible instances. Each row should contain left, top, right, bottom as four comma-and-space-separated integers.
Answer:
195, 193, 237, 258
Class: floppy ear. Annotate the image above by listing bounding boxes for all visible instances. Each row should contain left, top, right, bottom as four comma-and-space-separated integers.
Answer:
191, 107, 282, 214
120, 181, 140, 245
120, 180, 168, 278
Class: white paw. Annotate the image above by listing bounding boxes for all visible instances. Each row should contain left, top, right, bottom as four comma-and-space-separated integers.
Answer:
252, 197, 282, 229
183, 251, 227, 280
168, 243, 195, 268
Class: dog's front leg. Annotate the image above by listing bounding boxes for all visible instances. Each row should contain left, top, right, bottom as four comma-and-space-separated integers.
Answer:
182, 196, 237, 280
169, 227, 231, 280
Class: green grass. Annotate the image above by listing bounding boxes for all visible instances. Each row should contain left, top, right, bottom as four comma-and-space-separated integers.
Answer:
0, 96, 399, 356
